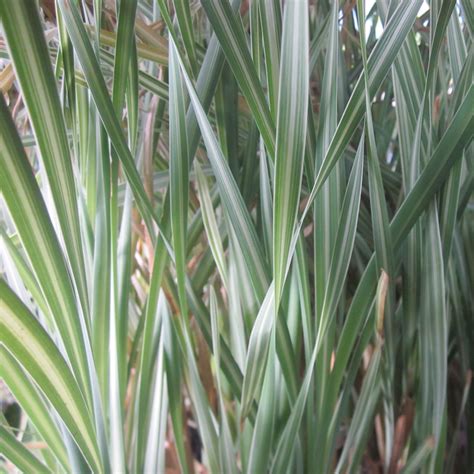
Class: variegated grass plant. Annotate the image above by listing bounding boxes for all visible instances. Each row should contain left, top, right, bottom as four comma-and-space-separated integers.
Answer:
0, 0, 473, 472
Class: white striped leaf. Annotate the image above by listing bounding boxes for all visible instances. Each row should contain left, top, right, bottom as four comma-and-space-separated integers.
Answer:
0, 425, 50, 474
0, 282, 103, 473
273, 0, 309, 315
169, 40, 190, 316
0, 347, 70, 471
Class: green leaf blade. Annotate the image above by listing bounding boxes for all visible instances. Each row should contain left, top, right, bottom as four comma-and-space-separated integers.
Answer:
273, 0, 309, 313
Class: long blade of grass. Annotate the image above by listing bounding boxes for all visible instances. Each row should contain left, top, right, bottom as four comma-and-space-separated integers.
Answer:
0, 94, 94, 411
169, 40, 190, 317
108, 1, 138, 469
418, 201, 447, 466
246, 339, 277, 474
329, 85, 474, 408
400, 438, 435, 473
56, 0, 163, 241
201, 0, 276, 157
267, 0, 424, 304
439, 12, 468, 262
127, 13, 249, 444
195, 162, 228, 288
318, 138, 365, 350
174, 0, 198, 75
0, 425, 51, 474
312, 5, 342, 459
174, 36, 269, 300
271, 137, 365, 473
210, 288, 239, 474
258, 0, 281, 117
0, 0, 89, 320
357, 1, 396, 464
133, 235, 169, 472
0, 230, 50, 322
336, 345, 382, 473
306, 0, 424, 214
143, 326, 168, 474
273, 0, 309, 314
0, 346, 70, 471
0, 281, 102, 473
240, 283, 274, 417
91, 119, 111, 410
161, 303, 189, 474
176, 318, 220, 473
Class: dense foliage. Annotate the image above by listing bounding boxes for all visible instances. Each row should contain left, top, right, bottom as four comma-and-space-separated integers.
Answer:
0, 0, 473, 472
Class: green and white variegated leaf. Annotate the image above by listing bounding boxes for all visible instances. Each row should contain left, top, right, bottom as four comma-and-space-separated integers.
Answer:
0, 94, 94, 411
0, 0, 89, 321
439, 12, 468, 263
304, 0, 424, 218
240, 283, 275, 418
179, 318, 220, 473
0, 425, 51, 474
227, 239, 248, 370
0, 230, 50, 323
273, 0, 309, 314
330, 85, 474, 410
357, 1, 396, 462
259, 141, 274, 258
357, 0, 395, 316
143, 334, 168, 474
169, 40, 190, 315
0, 281, 103, 473
318, 137, 365, 350
270, 0, 424, 308
210, 288, 239, 474
246, 340, 277, 474
271, 137, 364, 474
419, 202, 447, 466
173, 36, 270, 302
1, 1, 474, 472
313, 3, 342, 450
56, 0, 166, 243
314, 0, 341, 316
134, 264, 169, 472
162, 300, 189, 474
336, 346, 383, 472
0, 346, 70, 471
201, 0, 276, 157
460, 0, 474, 36
174, 0, 198, 74
102, 5, 139, 463
258, 0, 282, 117
91, 118, 111, 414
195, 161, 228, 289
400, 438, 435, 473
